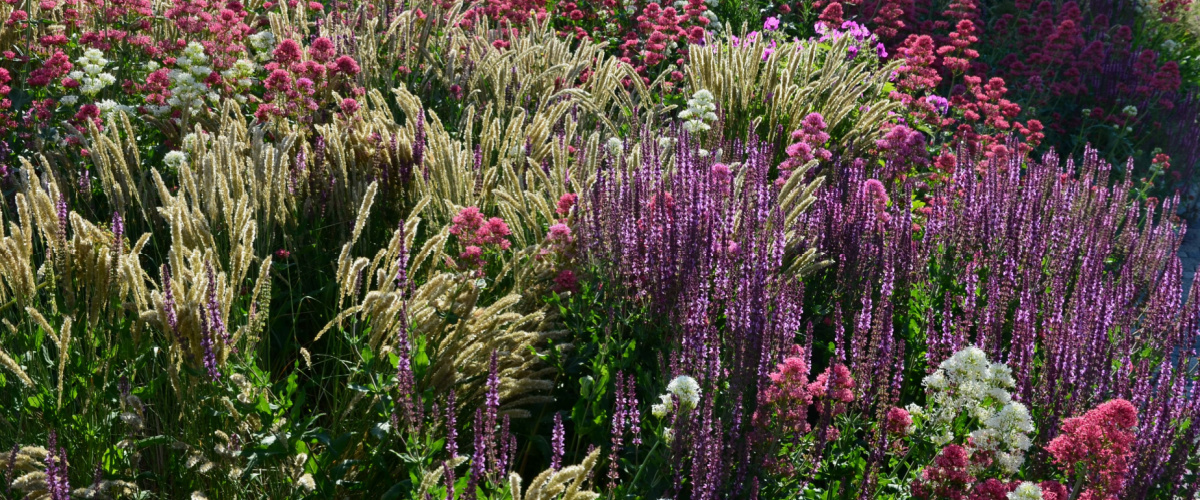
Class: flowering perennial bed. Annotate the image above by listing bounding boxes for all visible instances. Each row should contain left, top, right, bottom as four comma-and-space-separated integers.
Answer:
0, 0, 1197, 498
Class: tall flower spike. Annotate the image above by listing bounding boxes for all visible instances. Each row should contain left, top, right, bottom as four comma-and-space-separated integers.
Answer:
199, 306, 220, 381
551, 412, 565, 469
109, 211, 123, 286
161, 264, 186, 356
205, 261, 230, 347
442, 461, 455, 500
446, 390, 458, 458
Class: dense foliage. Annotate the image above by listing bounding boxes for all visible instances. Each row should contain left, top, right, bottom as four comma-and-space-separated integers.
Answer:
0, 0, 1197, 498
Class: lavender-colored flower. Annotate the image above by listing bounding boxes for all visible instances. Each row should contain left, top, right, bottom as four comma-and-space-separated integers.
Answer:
627, 376, 642, 446
45, 431, 70, 500
199, 306, 220, 381
161, 264, 185, 355
446, 390, 458, 457
4, 443, 17, 486
205, 261, 230, 347
56, 194, 67, 242
924, 95, 950, 114
442, 461, 455, 500
78, 170, 91, 194
551, 412, 565, 469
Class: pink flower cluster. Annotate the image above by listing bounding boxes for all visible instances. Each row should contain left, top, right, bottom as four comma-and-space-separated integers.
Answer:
256, 38, 363, 122
752, 345, 858, 451
912, 444, 974, 500
778, 112, 831, 185
753, 347, 815, 436
450, 206, 513, 271
1046, 399, 1138, 500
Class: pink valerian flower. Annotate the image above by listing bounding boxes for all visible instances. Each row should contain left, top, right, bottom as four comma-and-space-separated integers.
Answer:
556, 193, 578, 217
27, 51, 73, 87
808, 363, 855, 404
885, 406, 912, 435
449, 207, 513, 270
333, 55, 361, 75
547, 223, 572, 245
1046, 399, 1138, 500
308, 37, 335, 62
752, 345, 814, 439
553, 269, 578, 293
862, 178, 890, 222
911, 444, 974, 500
777, 112, 832, 185
273, 39, 303, 65
875, 124, 928, 171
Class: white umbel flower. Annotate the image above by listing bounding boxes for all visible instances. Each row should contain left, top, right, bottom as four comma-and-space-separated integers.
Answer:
680, 89, 718, 135
168, 42, 215, 112
666, 375, 701, 410
1007, 482, 1043, 500
164, 150, 189, 170
606, 137, 624, 156
74, 48, 115, 96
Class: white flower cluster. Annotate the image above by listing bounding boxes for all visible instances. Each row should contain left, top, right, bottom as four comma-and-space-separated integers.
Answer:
1007, 482, 1043, 500
913, 346, 1034, 474
95, 99, 135, 119
652, 375, 700, 418
679, 89, 718, 134
169, 42, 217, 112
70, 48, 116, 96
164, 150, 189, 170
221, 59, 257, 103
606, 137, 624, 156
247, 31, 277, 62
650, 375, 701, 445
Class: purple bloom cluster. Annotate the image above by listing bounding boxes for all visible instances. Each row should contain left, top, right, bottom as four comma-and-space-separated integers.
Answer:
45, 431, 70, 500
798, 143, 1200, 497
551, 412, 565, 470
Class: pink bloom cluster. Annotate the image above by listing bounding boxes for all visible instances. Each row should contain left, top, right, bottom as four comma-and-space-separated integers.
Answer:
450, 206, 513, 271
778, 112, 831, 185
912, 444, 1073, 500
752, 345, 858, 456
884, 406, 911, 435
913, 444, 974, 499
256, 38, 362, 122
753, 347, 815, 436
1046, 399, 1138, 500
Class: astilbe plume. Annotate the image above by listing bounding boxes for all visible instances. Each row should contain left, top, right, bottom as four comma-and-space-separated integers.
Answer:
1046, 399, 1138, 499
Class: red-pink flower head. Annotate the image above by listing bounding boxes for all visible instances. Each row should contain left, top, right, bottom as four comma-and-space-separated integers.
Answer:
885, 406, 912, 435
1046, 399, 1137, 499
808, 363, 855, 403
273, 39, 302, 65
556, 193, 577, 217
309, 36, 335, 62
333, 55, 360, 75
